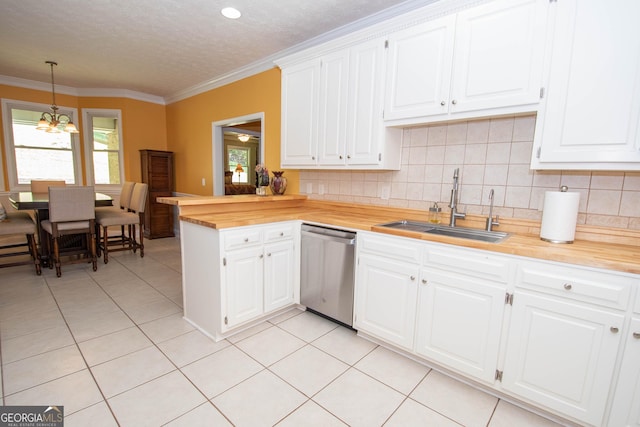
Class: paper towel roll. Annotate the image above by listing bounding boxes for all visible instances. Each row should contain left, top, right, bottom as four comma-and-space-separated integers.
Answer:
540, 190, 580, 243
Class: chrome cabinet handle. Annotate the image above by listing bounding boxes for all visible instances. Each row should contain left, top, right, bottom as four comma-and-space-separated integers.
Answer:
410, 276, 416, 281
244, 238, 249, 243
421, 279, 427, 285
440, 101, 446, 106
312, 156, 316, 160
347, 155, 351, 159
451, 100, 457, 105
259, 254, 264, 259
280, 232, 284, 237
267, 253, 272, 257
563, 283, 572, 290
633, 332, 640, 339
610, 327, 619, 334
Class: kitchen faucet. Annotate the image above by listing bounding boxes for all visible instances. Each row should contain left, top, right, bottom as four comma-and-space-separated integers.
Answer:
448, 168, 466, 227
485, 189, 500, 231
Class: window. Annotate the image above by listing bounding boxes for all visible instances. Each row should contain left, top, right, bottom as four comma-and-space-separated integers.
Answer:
1, 99, 82, 189
227, 146, 249, 184
83, 109, 124, 189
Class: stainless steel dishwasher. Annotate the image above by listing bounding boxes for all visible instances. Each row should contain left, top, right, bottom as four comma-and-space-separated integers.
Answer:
300, 223, 356, 327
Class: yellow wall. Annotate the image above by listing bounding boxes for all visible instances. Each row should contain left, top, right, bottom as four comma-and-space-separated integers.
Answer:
0, 84, 167, 190
1, 67, 298, 195
166, 67, 299, 195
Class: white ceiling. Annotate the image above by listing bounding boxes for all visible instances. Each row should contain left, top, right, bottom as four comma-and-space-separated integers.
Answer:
0, 0, 431, 102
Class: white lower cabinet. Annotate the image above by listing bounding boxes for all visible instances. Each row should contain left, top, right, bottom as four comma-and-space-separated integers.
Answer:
223, 245, 264, 328
501, 291, 624, 426
415, 268, 507, 384
354, 231, 639, 426
608, 317, 640, 427
354, 254, 419, 350
181, 220, 299, 341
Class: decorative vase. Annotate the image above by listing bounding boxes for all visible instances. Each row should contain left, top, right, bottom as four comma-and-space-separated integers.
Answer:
270, 171, 287, 195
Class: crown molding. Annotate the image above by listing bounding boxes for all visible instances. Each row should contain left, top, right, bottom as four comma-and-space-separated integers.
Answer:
0, 75, 165, 105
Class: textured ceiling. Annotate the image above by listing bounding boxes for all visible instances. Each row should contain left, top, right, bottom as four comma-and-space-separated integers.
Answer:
0, 0, 426, 100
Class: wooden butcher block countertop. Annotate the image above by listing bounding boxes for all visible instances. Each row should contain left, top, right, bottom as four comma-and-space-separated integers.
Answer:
159, 195, 640, 275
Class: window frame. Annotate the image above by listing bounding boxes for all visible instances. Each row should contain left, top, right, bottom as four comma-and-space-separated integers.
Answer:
82, 108, 125, 192
1, 98, 82, 191
227, 145, 251, 184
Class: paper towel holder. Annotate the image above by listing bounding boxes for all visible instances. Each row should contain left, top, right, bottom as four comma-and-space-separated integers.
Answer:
540, 185, 580, 244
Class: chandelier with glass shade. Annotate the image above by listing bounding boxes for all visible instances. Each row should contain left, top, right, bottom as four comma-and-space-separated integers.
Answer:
36, 61, 79, 133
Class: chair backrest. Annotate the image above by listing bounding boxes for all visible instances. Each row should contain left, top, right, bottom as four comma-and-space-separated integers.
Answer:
129, 183, 148, 213
31, 180, 66, 193
48, 186, 95, 223
119, 181, 135, 209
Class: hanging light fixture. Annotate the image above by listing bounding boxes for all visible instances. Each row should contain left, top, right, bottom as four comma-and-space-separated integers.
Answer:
237, 134, 250, 142
36, 61, 79, 133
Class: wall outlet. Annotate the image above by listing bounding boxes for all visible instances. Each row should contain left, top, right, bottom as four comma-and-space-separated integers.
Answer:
380, 185, 390, 200
306, 183, 313, 194
201, 177, 206, 186
318, 184, 325, 195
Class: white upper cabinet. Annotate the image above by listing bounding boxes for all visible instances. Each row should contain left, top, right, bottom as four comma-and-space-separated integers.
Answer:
280, 38, 402, 170
531, 0, 640, 170
384, 0, 548, 125
281, 60, 320, 166
384, 15, 456, 121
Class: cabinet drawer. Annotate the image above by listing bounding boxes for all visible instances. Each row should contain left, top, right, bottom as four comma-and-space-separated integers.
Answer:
264, 223, 296, 242
516, 261, 633, 310
359, 232, 422, 263
223, 228, 262, 250
635, 290, 640, 315
424, 245, 512, 284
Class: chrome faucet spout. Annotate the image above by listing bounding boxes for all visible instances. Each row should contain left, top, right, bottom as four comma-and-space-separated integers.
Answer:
485, 188, 500, 231
448, 168, 466, 227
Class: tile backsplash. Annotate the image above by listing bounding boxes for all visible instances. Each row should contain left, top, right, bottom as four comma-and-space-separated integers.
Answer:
300, 115, 640, 230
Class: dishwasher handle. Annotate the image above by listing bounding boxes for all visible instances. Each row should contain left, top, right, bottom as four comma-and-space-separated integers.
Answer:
301, 229, 356, 245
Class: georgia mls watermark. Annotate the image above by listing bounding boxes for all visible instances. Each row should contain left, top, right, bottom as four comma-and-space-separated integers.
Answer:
0, 406, 63, 427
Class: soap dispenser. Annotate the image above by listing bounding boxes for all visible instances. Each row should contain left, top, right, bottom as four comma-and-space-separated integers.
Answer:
429, 202, 441, 224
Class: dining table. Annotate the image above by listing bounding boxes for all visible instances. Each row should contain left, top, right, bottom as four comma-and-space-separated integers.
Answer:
9, 191, 113, 265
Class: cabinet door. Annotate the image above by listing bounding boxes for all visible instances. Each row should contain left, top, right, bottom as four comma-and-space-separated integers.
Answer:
354, 254, 419, 350
263, 240, 296, 313
415, 269, 506, 384
607, 317, 640, 427
223, 246, 264, 329
318, 49, 350, 166
281, 60, 320, 166
502, 291, 624, 426
346, 38, 387, 165
532, 0, 640, 169
384, 15, 455, 120
451, 0, 547, 113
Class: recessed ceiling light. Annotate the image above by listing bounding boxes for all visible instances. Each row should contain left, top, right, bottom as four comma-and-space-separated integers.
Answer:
221, 7, 241, 19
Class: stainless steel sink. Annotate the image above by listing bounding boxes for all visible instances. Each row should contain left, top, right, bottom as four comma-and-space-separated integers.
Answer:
377, 220, 509, 243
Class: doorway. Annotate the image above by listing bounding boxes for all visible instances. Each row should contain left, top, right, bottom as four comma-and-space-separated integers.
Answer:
212, 113, 264, 196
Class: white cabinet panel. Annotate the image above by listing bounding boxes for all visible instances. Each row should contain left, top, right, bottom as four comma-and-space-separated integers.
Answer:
451, 0, 547, 112
355, 254, 419, 350
281, 60, 320, 166
415, 269, 507, 383
532, 0, 640, 170
384, 16, 455, 120
223, 246, 264, 329
502, 291, 624, 426
264, 240, 296, 313
318, 49, 350, 166
608, 317, 640, 427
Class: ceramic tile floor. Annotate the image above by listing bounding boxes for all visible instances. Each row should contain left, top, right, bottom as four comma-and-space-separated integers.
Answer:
0, 237, 566, 427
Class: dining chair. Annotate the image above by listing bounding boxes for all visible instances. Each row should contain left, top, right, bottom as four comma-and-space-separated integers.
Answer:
95, 181, 135, 258
30, 180, 66, 193
96, 182, 148, 263
0, 205, 41, 275
40, 186, 97, 277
